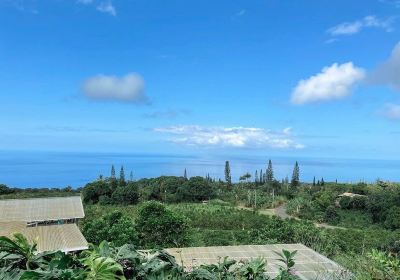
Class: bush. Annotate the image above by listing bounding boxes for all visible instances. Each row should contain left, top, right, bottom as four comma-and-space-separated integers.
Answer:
82, 181, 112, 204
177, 176, 216, 202
111, 183, 139, 205
324, 206, 340, 225
0, 184, 14, 195
82, 211, 138, 246
384, 206, 400, 230
98, 195, 113, 205
339, 196, 352, 209
135, 201, 189, 248
351, 196, 367, 209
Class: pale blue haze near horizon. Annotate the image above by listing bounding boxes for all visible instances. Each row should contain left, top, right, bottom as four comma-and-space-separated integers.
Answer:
1, 0, 400, 187
0, 151, 399, 188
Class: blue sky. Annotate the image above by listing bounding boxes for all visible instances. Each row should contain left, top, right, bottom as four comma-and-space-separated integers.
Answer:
1, 0, 400, 160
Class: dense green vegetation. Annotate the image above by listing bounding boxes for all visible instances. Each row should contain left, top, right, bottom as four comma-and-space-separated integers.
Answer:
0, 184, 79, 200
286, 181, 400, 231
0, 233, 303, 279
1, 161, 400, 279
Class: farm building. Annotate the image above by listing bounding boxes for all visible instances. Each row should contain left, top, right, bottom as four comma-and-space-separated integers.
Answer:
0, 196, 88, 252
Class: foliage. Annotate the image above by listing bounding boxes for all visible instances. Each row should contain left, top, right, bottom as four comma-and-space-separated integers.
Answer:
290, 162, 300, 187
224, 161, 232, 185
274, 250, 298, 280
82, 211, 138, 246
324, 206, 340, 225
135, 201, 189, 248
0, 186, 79, 200
111, 183, 139, 205
0, 184, 14, 195
0, 233, 45, 270
82, 181, 113, 204
177, 177, 216, 202
266, 160, 274, 183
0, 234, 303, 280
236, 257, 268, 279
384, 206, 400, 230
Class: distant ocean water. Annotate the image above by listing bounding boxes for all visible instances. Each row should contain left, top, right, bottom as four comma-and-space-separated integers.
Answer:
0, 150, 399, 188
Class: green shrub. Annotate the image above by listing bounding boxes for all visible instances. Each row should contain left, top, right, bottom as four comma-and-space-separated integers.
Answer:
111, 183, 139, 205
82, 211, 138, 246
135, 201, 189, 248
324, 206, 340, 225
384, 206, 400, 230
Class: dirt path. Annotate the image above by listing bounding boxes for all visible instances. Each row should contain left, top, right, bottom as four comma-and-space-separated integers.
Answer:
273, 204, 346, 230
238, 204, 346, 230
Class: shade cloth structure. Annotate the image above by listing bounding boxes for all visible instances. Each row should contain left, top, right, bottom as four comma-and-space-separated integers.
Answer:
0, 196, 84, 222
164, 244, 350, 280
0, 196, 88, 252
0, 222, 88, 252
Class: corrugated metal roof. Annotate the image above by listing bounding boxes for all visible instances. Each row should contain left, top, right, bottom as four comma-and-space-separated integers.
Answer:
0, 196, 84, 222
164, 244, 349, 280
0, 222, 88, 252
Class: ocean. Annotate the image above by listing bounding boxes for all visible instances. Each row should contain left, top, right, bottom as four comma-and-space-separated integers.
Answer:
0, 150, 399, 188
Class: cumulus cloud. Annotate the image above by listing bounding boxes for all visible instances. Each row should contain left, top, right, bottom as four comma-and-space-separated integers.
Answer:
327, 15, 394, 36
381, 103, 400, 120
369, 42, 400, 91
291, 62, 366, 105
97, 1, 116, 16
154, 125, 304, 149
82, 73, 147, 103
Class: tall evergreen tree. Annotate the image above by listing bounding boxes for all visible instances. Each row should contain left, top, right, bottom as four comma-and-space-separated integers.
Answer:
321, 177, 325, 186
266, 159, 274, 183
129, 171, 133, 182
206, 173, 211, 182
291, 161, 300, 187
259, 169, 263, 184
119, 166, 126, 186
184, 169, 187, 179
111, 165, 116, 179
224, 161, 232, 185
313, 176, 316, 186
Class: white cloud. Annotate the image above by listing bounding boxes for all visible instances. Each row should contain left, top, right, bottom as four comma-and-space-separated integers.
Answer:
154, 125, 304, 149
382, 103, 400, 120
77, 0, 93, 4
291, 62, 366, 105
327, 15, 394, 36
82, 73, 147, 103
369, 42, 400, 91
97, 1, 116, 16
